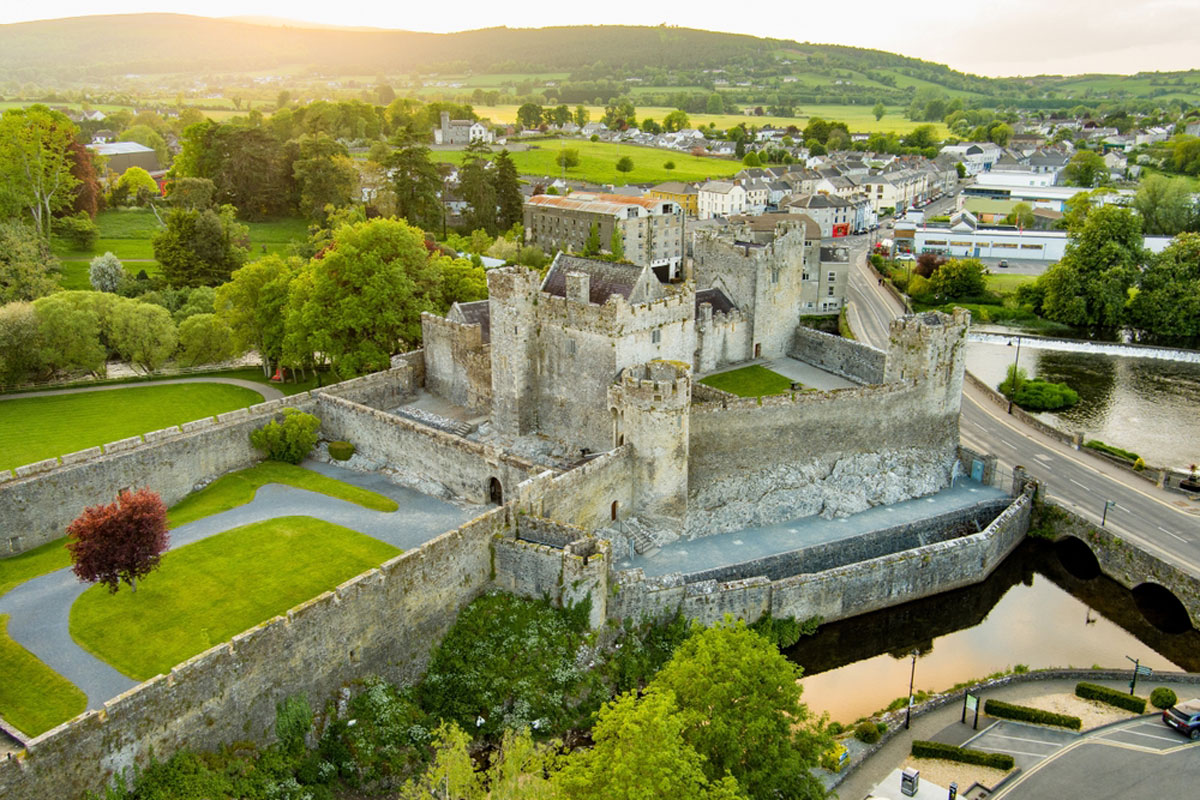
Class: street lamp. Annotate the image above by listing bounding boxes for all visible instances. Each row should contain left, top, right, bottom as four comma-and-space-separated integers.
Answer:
1102, 499, 1116, 527
905, 650, 919, 730
1006, 336, 1022, 414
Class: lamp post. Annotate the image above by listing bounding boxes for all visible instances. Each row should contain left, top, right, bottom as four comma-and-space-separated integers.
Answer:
905, 650, 919, 730
1006, 336, 1022, 414
1102, 499, 1116, 527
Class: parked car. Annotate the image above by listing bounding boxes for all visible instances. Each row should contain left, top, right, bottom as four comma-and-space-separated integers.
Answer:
998, 259, 1009, 268
1162, 698, 1200, 739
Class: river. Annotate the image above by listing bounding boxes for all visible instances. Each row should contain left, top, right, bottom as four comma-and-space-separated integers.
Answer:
787, 539, 1200, 724
965, 337, 1200, 471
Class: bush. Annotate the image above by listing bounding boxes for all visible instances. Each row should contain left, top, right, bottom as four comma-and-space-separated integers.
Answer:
750, 613, 820, 649
1151, 687, 1178, 710
327, 441, 356, 461
854, 720, 881, 744
1012, 379, 1079, 411
911, 740, 1014, 770
664, 160, 676, 170
820, 742, 848, 772
984, 699, 1081, 729
1075, 682, 1147, 713
57, 212, 99, 251
1085, 440, 1141, 464
826, 721, 844, 736
89, 252, 126, 292
250, 408, 322, 464
1133, 457, 1146, 472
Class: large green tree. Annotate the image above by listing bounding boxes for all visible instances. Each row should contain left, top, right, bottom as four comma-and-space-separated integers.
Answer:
110, 300, 177, 372
1040, 204, 1143, 330
387, 132, 444, 232
493, 149, 524, 232
0, 105, 80, 238
173, 120, 294, 220
286, 218, 441, 378
32, 293, 107, 376
0, 221, 59, 303
648, 619, 829, 800
1127, 232, 1200, 343
153, 205, 249, 287
1133, 174, 1196, 236
458, 140, 497, 234
289, 133, 358, 222
214, 254, 300, 377
0, 301, 44, 386
928, 258, 987, 300
1062, 150, 1106, 187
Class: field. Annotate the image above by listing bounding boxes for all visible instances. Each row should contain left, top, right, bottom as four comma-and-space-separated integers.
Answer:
435, 139, 743, 185
0, 383, 264, 471
0, 614, 87, 736
69, 516, 400, 679
985, 273, 1037, 297
699, 365, 794, 397
51, 210, 309, 289
476, 103, 948, 138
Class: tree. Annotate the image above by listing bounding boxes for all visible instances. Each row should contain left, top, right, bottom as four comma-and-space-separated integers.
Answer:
988, 122, 1013, 147
1004, 202, 1035, 230
706, 93, 725, 114
215, 254, 299, 377
67, 487, 170, 594
286, 218, 441, 377
1127, 232, 1200, 342
166, 177, 216, 211
742, 151, 761, 167
0, 221, 59, 303
610, 227, 625, 261
556, 148, 580, 170
290, 133, 357, 222
1133, 174, 1196, 235
250, 407, 321, 463
1041, 204, 1142, 330
517, 102, 544, 130
118, 124, 169, 168
113, 166, 160, 207
616, 155, 634, 173
574, 105, 590, 127
67, 140, 101, 219
111, 300, 177, 372
31, 293, 107, 375
556, 688, 746, 800
56, 211, 99, 250
663, 110, 690, 133
928, 258, 987, 300
873, 102, 886, 122
493, 150, 524, 232
0, 105, 80, 239
458, 140, 498, 234
387, 131, 444, 232
435, 256, 488, 309
0, 301, 43, 386
89, 252, 125, 292
649, 619, 830, 800
581, 222, 601, 257
902, 124, 940, 150
664, 160, 676, 170
1062, 150, 1106, 187
153, 205, 248, 287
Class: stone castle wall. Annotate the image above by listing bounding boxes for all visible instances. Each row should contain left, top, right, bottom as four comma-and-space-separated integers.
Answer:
0, 509, 508, 800
420, 313, 492, 413
516, 446, 634, 533
695, 305, 752, 374
789, 326, 886, 385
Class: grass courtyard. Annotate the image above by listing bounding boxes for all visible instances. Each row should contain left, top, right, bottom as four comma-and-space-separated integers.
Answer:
0, 614, 87, 737
69, 516, 401, 680
699, 365, 795, 397
0, 382, 264, 472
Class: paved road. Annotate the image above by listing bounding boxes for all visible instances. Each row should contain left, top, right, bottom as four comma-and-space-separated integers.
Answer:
0, 461, 476, 710
845, 240, 1200, 577
0, 376, 284, 402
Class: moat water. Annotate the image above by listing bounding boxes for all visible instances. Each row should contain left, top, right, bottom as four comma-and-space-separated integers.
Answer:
787, 538, 1200, 724
965, 339, 1200, 471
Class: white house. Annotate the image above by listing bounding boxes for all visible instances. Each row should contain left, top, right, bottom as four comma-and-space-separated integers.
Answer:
939, 142, 1002, 176
698, 181, 748, 219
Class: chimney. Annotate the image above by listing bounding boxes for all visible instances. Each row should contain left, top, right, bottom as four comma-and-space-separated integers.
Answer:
566, 271, 590, 305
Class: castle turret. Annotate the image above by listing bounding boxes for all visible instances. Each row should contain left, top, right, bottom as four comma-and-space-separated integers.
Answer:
487, 267, 542, 437
884, 308, 970, 414
608, 360, 692, 525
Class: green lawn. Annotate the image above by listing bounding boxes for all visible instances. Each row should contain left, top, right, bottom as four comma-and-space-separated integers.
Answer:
0, 366, 317, 398
0, 539, 71, 600
0, 614, 87, 737
69, 517, 400, 680
436, 139, 743, 185
168, 462, 399, 527
0, 383, 264, 471
985, 273, 1037, 297
699, 365, 794, 397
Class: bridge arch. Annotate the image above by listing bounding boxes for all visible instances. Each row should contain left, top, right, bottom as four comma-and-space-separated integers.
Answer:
1055, 536, 1101, 580
1131, 582, 1192, 634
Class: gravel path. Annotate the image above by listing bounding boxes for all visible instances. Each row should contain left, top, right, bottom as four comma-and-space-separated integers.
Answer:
0, 376, 284, 402
0, 461, 478, 711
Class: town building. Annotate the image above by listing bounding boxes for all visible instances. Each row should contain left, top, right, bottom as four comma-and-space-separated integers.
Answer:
646, 181, 699, 216
697, 180, 748, 219
433, 111, 493, 145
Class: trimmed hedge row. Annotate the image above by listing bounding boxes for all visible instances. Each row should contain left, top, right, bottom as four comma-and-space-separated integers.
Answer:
984, 699, 1082, 730
1076, 682, 1147, 713
911, 740, 1014, 771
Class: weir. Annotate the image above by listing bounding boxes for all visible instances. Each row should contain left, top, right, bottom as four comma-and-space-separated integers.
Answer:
967, 330, 1200, 363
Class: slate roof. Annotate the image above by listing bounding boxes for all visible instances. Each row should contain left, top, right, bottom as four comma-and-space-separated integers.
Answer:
542, 255, 646, 305
695, 288, 736, 315
452, 300, 491, 343
650, 181, 698, 195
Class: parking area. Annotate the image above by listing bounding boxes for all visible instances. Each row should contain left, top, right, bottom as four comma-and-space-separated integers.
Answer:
977, 257, 1049, 275
961, 720, 1078, 771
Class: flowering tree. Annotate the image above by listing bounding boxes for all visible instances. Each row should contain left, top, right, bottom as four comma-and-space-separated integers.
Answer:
67, 488, 170, 593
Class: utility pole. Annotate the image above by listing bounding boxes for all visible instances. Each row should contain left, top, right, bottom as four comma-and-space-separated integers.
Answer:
905, 650, 918, 729
1006, 336, 1022, 414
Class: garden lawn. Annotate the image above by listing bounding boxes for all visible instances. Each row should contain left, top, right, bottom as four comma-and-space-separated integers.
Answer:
168, 462, 399, 527
0, 538, 71, 600
0, 383, 263, 471
0, 614, 87, 737
69, 517, 401, 680
434, 139, 743, 185
700, 365, 794, 397
985, 273, 1036, 297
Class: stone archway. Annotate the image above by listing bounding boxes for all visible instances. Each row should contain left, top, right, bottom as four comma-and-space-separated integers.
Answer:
1131, 582, 1192, 634
1055, 536, 1101, 580
488, 477, 503, 505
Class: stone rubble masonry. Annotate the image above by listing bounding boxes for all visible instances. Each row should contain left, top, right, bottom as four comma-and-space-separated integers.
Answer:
420, 312, 492, 414
695, 302, 752, 375
0, 507, 509, 800
516, 446, 634, 534
492, 519, 610, 629
609, 488, 1033, 627
789, 325, 886, 385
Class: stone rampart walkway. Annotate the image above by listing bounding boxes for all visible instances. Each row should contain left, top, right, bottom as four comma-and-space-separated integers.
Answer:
0, 461, 477, 710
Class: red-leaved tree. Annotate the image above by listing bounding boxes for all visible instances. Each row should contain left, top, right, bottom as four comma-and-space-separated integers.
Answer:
67, 488, 170, 594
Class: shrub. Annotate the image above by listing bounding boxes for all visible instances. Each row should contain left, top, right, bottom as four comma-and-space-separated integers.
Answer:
1133, 457, 1146, 471
250, 408, 322, 464
750, 613, 820, 649
1075, 682, 1147, 713
911, 740, 1014, 770
984, 699, 1081, 729
820, 742, 848, 772
1013, 379, 1079, 411
615, 156, 634, 173
664, 160, 676, 170
327, 441, 356, 461
854, 720, 881, 744
1084, 440, 1141, 463
1151, 687, 1178, 710
89, 252, 126, 292
826, 721, 844, 736
58, 211, 99, 251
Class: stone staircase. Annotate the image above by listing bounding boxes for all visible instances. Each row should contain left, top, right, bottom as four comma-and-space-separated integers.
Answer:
392, 406, 475, 437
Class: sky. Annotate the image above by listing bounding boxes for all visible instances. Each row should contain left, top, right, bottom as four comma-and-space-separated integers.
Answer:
2, 1, 1199, 78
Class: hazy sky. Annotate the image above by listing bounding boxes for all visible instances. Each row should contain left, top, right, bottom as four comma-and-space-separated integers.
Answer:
3, 2, 1199, 77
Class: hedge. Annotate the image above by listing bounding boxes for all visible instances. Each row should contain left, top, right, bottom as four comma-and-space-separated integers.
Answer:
1075, 682, 1147, 713
327, 440, 356, 461
1084, 440, 1140, 463
984, 699, 1082, 730
911, 740, 1014, 771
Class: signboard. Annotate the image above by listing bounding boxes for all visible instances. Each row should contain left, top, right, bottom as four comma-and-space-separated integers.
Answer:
965, 694, 979, 711
1136, 665, 1153, 676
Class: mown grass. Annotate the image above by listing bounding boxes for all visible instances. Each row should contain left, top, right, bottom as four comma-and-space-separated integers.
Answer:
69, 517, 400, 680
168, 462, 398, 527
985, 273, 1037, 297
0, 539, 72, 600
0, 614, 87, 737
0, 383, 264, 471
0, 366, 318, 398
700, 365, 794, 397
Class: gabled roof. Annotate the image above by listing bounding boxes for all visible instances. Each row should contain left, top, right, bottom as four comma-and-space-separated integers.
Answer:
650, 181, 698, 195
541, 254, 660, 305
695, 287, 736, 315
450, 300, 491, 343
700, 180, 742, 194
90, 141, 155, 156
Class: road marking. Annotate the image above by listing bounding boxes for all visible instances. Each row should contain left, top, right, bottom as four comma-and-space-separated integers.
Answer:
1104, 727, 1185, 744
1068, 478, 1089, 490
969, 744, 1049, 758
982, 733, 1065, 747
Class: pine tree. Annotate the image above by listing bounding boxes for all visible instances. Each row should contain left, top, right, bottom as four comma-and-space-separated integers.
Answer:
492, 150, 523, 232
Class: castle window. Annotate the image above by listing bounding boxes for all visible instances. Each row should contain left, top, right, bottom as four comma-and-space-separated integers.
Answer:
567, 339, 576, 355
651, 329, 662, 344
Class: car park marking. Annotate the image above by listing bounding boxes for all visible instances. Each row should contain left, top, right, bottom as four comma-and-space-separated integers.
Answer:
1102, 727, 1185, 744
981, 733, 1064, 747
